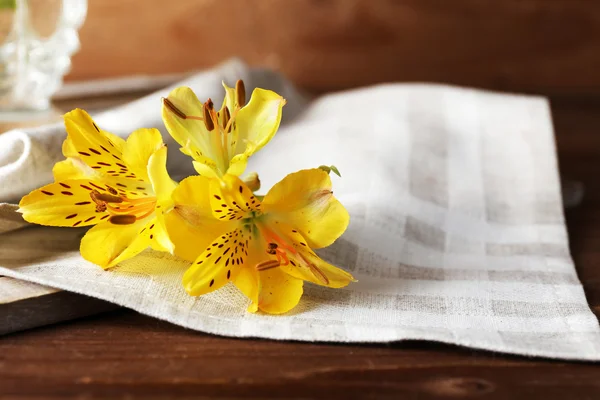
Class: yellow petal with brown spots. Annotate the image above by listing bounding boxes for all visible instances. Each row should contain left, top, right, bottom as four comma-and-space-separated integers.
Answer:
183, 226, 254, 296
209, 174, 261, 222
63, 109, 131, 179
18, 179, 110, 227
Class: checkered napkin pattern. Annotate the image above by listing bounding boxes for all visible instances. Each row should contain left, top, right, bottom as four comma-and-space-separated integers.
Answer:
1, 61, 598, 360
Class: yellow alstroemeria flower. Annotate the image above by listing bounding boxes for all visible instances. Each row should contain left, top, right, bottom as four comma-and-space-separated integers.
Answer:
166, 168, 355, 314
18, 109, 177, 268
161, 80, 286, 178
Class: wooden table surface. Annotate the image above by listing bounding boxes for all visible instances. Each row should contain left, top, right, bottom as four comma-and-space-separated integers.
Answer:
1, 97, 599, 399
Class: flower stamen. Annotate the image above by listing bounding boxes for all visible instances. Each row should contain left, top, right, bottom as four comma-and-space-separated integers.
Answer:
257, 223, 329, 284
120, 196, 157, 205
133, 206, 156, 221
91, 191, 122, 204
265, 242, 290, 265
162, 97, 187, 119
108, 215, 136, 225
275, 249, 290, 266
256, 259, 280, 271
297, 251, 329, 285
202, 100, 215, 131
235, 79, 246, 107
91, 189, 156, 224
163, 97, 204, 121
222, 106, 231, 131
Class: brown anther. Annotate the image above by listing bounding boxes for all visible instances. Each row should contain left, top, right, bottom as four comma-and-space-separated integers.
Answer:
91, 191, 123, 204
268, 242, 278, 250
203, 101, 215, 131
222, 106, 231, 129
236, 80, 246, 107
108, 215, 137, 225
256, 259, 280, 271
162, 97, 187, 119
96, 203, 107, 212
266, 249, 277, 255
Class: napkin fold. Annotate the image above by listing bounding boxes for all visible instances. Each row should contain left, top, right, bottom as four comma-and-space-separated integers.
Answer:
1, 59, 599, 361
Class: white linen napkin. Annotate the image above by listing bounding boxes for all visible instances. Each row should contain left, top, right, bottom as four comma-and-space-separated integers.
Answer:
1, 59, 598, 361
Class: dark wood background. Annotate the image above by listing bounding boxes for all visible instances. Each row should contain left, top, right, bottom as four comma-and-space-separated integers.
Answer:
69, 0, 600, 96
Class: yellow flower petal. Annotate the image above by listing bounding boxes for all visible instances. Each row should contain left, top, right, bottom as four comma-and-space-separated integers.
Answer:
145, 145, 176, 254
63, 109, 129, 177
234, 88, 285, 158
173, 176, 222, 224
164, 211, 220, 261
63, 110, 126, 153
122, 128, 163, 182
225, 153, 248, 177
233, 230, 304, 314
284, 247, 354, 289
56, 146, 152, 201
102, 176, 153, 200
219, 81, 237, 115
52, 157, 98, 181
55, 137, 101, 181
149, 208, 174, 254
233, 231, 270, 313
80, 217, 151, 269
62, 136, 78, 157
261, 219, 354, 288
61, 111, 158, 198
219, 81, 240, 166
192, 159, 219, 178
233, 266, 259, 313
262, 169, 349, 249
161, 87, 218, 162
18, 179, 109, 227
257, 268, 304, 314
209, 174, 261, 221
182, 226, 252, 296
147, 145, 177, 205
166, 176, 237, 261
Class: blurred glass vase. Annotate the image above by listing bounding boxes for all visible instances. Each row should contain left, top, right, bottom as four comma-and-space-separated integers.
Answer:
0, 0, 86, 112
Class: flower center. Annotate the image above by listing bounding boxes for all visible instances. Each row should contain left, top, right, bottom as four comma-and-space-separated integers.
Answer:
162, 80, 246, 174
90, 189, 156, 225
253, 222, 330, 285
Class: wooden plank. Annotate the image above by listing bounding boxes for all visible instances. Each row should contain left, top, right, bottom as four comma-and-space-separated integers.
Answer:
0, 206, 117, 335
0, 277, 117, 335
69, 0, 600, 96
